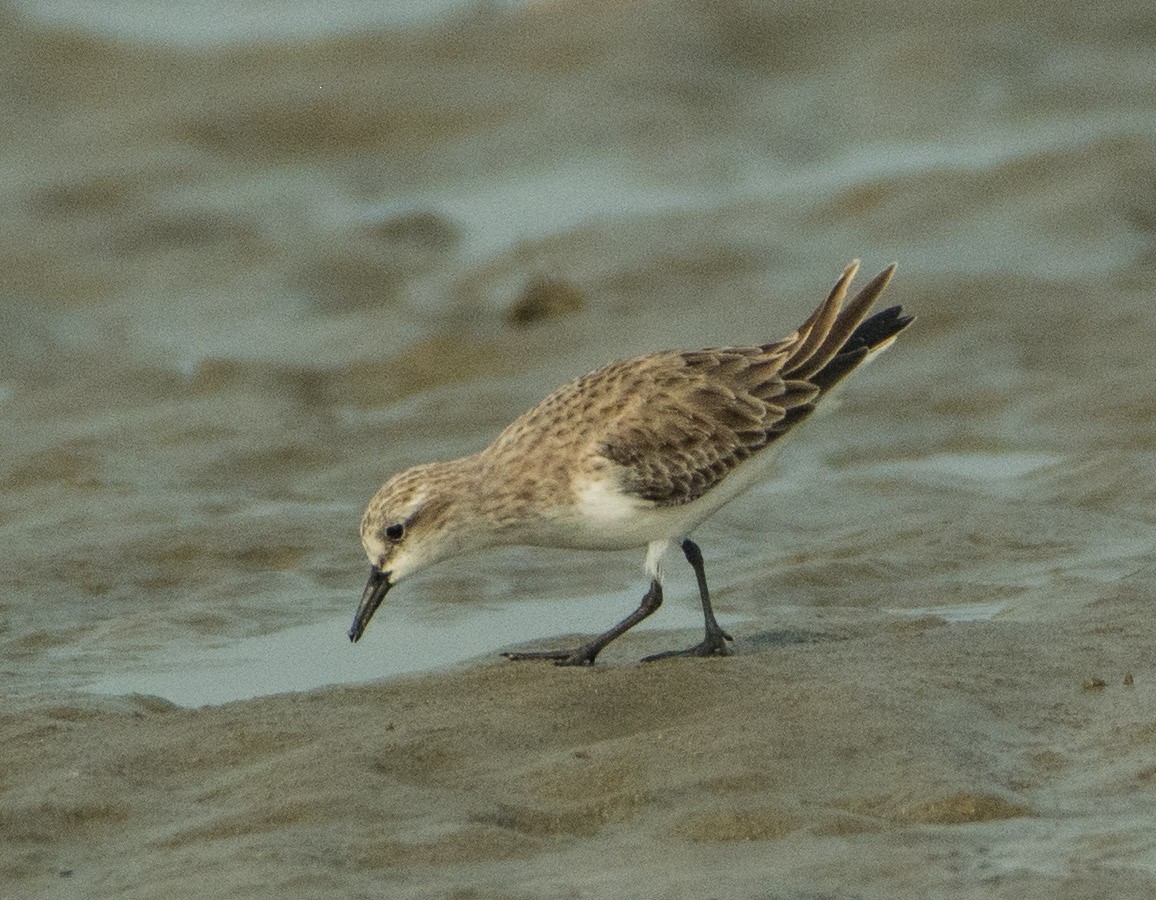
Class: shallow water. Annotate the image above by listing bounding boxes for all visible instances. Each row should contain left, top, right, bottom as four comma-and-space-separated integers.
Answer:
3, 0, 1155, 711
83, 593, 737, 706
1, 0, 1154, 733
11, 0, 520, 43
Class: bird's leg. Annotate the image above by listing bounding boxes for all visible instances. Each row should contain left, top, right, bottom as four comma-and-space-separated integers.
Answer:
503, 580, 663, 667
642, 539, 733, 661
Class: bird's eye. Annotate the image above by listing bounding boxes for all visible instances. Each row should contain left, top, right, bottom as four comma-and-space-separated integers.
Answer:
385, 523, 405, 542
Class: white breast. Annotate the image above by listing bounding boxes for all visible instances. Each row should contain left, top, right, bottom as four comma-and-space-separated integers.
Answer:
539, 451, 784, 552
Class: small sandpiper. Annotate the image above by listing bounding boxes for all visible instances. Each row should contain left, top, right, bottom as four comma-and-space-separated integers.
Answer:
349, 261, 913, 665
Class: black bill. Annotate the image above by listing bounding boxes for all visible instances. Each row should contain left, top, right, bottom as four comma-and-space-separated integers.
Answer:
349, 566, 392, 642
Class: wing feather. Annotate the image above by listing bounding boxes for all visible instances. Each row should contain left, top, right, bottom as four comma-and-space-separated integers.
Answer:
487, 263, 910, 512
598, 349, 808, 506
596, 263, 907, 507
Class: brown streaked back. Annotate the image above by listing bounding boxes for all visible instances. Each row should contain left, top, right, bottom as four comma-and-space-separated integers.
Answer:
592, 262, 912, 507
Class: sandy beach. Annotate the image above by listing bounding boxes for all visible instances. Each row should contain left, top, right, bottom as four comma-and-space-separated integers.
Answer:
3, 0, 1156, 896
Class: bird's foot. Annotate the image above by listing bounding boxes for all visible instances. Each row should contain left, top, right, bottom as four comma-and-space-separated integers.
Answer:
641, 628, 733, 662
502, 643, 601, 667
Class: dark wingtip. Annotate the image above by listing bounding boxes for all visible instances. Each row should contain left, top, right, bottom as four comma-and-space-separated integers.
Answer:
845, 304, 914, 352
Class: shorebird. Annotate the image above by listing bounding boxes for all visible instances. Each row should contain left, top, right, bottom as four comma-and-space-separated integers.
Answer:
349, 261, 912, 665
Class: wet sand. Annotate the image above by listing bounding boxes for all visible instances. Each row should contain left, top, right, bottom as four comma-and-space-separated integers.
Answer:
4, 0, 1156, 896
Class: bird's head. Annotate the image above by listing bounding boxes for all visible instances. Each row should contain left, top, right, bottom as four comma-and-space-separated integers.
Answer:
348, 463, 461, 642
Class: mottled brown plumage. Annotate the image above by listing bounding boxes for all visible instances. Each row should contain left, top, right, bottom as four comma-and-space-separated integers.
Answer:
350, 261, 913, 665
483, 260, 899, 510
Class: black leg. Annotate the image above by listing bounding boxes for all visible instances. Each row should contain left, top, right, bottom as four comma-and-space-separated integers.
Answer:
642, 539, 733, 661
503, 580, 664, 667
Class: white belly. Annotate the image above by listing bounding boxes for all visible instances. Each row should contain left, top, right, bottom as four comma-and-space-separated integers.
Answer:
530, 448, 784, 552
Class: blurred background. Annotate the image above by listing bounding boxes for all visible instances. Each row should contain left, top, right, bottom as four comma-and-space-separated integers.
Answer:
2, 0, 1154, 704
